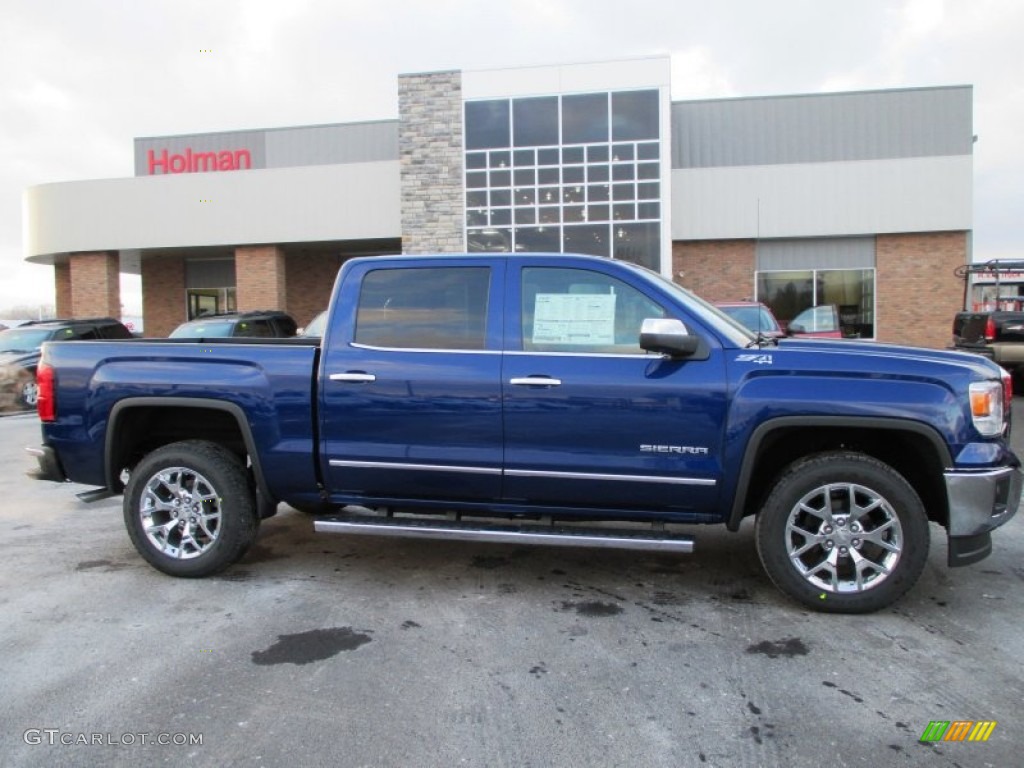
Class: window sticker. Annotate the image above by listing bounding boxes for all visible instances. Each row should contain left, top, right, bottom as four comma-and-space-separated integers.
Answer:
532, 293, 616, 345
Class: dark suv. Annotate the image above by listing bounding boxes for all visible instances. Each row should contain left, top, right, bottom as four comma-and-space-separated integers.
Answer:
0, 317, 133, 410
169, 311, 298, 339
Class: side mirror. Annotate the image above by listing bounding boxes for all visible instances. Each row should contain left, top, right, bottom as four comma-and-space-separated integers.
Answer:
787, 322, 806, 335
640, 318, 700, 358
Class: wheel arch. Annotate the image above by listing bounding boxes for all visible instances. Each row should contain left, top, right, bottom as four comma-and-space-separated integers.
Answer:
727, 416, 952, 531
105, 397, 273, 504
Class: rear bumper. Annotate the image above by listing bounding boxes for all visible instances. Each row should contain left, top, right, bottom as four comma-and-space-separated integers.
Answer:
25, 445, 67, 483
945, 465, 1021, 566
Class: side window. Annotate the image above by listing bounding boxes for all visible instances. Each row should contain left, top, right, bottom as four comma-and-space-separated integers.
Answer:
54, 328, 77, 341
521, 267, 666, 354
70, 325, 100, 340
236, 319, 274, 338
100, 322, 132, 339
355, 267, 490, 350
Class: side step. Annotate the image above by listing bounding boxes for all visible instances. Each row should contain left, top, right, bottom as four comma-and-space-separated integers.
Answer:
314, 512, 694, 553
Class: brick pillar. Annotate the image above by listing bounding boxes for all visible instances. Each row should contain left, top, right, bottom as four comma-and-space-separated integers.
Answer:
672, 240, 757, 300
235, 245, 286, 310
68, 251, 120, 319
54, 262, 72, 317
141, 256, 186, 337
876, 231, 966, 349
285, 252, 342, 328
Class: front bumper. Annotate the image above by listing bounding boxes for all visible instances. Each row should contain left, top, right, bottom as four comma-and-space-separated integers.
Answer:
944, 465, 1022, 566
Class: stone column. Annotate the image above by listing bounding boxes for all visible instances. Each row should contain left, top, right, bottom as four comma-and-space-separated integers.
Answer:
399, 70, 464, 254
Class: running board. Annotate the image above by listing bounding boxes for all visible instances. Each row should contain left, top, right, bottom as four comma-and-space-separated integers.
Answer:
314, 513, 695, 553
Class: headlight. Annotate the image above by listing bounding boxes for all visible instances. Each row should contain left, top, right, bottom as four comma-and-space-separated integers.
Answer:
969, 379, 1006, 437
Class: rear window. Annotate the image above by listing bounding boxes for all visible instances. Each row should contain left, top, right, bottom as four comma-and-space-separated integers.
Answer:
355, 267, 490, 350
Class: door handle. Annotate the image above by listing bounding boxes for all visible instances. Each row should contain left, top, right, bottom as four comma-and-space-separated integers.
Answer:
509, 376, 562, 387
329, 372, 377, 383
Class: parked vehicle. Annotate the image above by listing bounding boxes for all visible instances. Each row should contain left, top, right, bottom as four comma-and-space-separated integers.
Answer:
29, 253, 1020, 613
0, 317, 132, 410
952, 311, 1024, 383
786, 305, 845, 339
714, 301, 784, 340
298, 310, 328, 338
169, 311, 297, 339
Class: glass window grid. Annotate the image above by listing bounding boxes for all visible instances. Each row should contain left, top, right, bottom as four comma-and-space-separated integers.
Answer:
465, 91, 662, 259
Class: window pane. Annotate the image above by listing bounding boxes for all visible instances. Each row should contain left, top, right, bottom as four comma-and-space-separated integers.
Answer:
514, 168, 536, 186
564, 205, 586, 223
468, 228, 511, 252
466, 190, 487, 207
513, 96, 559, 147
490, 208, 511, 226
515, 188, 536, 205
562, 93, 609, 144
490, 189, 511, 207
466, 152, 487, 169
613, 222, 660, 270
467, 208, 488, 226
515, 207, 537, 225
587, 184, 610, 202
611, 90, 659, 141
489, 151, 511, 168
611, 144, 634, 162
538, 187, 559, 205
637, 182, 659, 200
562, 146, 584, 164
466, 171, 487, 189
515, 226, 561, 253
637, 202, 660, 220
538, 148, 560, 165
637, 142, 660, 160
562, 166, 584, 184
587, 145, 610, 163
612, 164, 635, 181
538, 167, 559, 184
356, 267, 490, 349
637, 162, 659, 180
757, 271, 814, 326
612, 183, 635, 201
465, 100, 510, 149
588, 164, 609, 182
539, 206, 560, 223
586, 203, 610, 222
613, 203, 635, 221
489, 169, 511, 188
513, 149, 535, 166
564, 224, 610, 258
820, 269, 875, 338
520, 266, 665, 353
562, 186, 584, 204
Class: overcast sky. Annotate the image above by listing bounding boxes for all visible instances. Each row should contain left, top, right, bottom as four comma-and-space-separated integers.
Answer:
1, 0, 1021, 315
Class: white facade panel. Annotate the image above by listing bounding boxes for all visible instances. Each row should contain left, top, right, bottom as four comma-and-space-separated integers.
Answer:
24, 161, 400, 261
462, 57, 670, 99
670, 155, 972, 240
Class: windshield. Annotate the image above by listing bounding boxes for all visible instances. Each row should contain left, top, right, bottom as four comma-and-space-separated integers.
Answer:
0, 328, 52, 353
169, 320, 236, 338
719, 305, 781, 333
618, 263, 755, 346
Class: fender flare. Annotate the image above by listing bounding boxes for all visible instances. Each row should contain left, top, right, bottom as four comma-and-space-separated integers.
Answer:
726, 415, 952, 531
105, 397, 274, 504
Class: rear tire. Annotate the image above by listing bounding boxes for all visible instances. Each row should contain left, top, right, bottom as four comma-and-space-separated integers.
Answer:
16, 370, 38, 410
124, 440, 258, 577
756, 451, 929, 613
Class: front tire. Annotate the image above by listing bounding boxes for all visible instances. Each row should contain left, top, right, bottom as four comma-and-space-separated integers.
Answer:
16, 370, 38, 410
755, 451, 929, 613
124, 440, 258, 577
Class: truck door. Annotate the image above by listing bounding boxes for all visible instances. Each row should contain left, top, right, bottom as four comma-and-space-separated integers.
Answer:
502, 261, 727, 514
320, 259, 504, 503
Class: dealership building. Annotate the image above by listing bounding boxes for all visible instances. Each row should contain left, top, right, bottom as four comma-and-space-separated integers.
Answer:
23, 57, 973, 346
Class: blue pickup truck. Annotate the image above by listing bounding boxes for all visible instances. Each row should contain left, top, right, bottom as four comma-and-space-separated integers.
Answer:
29, 253, 1021, 613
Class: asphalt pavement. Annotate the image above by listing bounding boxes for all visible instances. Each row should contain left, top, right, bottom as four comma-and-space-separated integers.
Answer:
0, 408, 1021, 767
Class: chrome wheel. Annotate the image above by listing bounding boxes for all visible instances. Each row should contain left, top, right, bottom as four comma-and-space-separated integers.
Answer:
139, 467, 222, 559
20, 377, 38, 407
785, 481, 903, 594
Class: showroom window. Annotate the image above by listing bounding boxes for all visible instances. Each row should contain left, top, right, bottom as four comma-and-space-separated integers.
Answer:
464, 89, 662, 270
757, 268, 875, 339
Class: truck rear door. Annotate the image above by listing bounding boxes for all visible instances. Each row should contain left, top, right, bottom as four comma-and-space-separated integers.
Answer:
319, 258, 505, 502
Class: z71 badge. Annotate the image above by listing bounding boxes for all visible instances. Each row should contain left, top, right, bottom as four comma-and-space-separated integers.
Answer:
735, 353, 773, 365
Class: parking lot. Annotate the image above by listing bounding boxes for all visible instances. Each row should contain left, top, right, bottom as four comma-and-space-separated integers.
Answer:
1, 409, 1021, 767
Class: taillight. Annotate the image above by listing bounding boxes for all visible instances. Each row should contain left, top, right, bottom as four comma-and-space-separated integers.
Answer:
36, 362, 55, 422
985, 316, 996, 341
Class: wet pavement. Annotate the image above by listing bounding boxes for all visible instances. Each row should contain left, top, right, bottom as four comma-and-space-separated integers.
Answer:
1, 409, 1022, 767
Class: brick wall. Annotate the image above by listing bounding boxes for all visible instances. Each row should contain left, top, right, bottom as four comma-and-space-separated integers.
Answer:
399, 71, 464, 254
141, 256, 186, 337
876, 231, 966, 348
672, 240, 757, 301
54, 262, 72, 317
68, 252, 120, 318
285, 253, 345, 329
236, 246, 286, 311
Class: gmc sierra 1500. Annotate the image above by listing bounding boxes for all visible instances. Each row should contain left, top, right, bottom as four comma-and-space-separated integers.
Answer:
29, 253, 1021, 613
